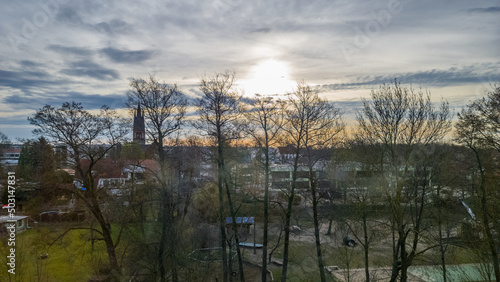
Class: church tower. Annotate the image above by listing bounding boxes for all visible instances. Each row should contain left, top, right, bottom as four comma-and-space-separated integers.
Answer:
133, 104, 145, 145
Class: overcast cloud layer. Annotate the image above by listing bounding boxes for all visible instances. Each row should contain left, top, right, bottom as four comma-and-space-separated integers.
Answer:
1, 0, 499, 139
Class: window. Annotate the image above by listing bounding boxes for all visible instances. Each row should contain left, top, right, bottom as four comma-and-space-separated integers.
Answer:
18, 219, 24, 229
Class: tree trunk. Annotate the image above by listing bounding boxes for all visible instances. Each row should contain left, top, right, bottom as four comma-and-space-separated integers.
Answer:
158, 202, 168, 282
262, 146, 270, 282
158, 189, 180, 282
473, 149, 500, 281
228, 241, 233, 282
362, 213, 370, 282
269, 226, 283, 264
157, 142, 179, 282
281, 147, 301, 282
169, 232, 178, 281
218, 141, 229, 282
326, 219, 333, 235
389, 217, 399, 282
225, 178, 245, 282
91, 203, 119, 274
88, 177, 119, 274
101, 222, 119, 272
440, 240, 447, 282
310, 168, 326, 281
437, 186, 447, 282
390, 176, 407, 282
281, 197, 293, 282
400, 262, 408, 282
399, 226, 415, 282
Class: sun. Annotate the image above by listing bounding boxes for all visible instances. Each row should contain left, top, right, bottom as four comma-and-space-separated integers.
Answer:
240, 59, 296, 96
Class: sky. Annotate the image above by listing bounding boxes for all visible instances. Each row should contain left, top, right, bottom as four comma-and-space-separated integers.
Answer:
0, 0, 499, 141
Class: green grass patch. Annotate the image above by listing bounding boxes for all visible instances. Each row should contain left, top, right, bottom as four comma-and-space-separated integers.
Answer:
0, 223, 108, 281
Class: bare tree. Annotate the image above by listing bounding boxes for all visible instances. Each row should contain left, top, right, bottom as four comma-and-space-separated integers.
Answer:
128, 75, 187, 282
0, 132, 9, 148
281, 81, 344, 282
29, 102, 127, 276
244, 95, 284, 281
410, 143, 468, 282
0, 132, 11, 178
338, 138, 386, 282
128, 75, 186, 161
356, 80, 451, 281
194, 71, 246, 282
455, 85, 500, 280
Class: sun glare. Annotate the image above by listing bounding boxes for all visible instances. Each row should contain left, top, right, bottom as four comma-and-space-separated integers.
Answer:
240, 59, 296, 96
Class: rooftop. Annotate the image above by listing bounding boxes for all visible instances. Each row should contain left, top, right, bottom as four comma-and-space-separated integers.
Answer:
0, 215, 28, 222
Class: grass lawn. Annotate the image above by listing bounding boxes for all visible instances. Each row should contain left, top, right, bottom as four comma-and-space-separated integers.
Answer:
0, 223, 108, 281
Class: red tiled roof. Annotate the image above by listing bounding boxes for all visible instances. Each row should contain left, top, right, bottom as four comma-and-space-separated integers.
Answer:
2, 148, 21, 154
78, 159, 122, 178
135, 159, 160, 173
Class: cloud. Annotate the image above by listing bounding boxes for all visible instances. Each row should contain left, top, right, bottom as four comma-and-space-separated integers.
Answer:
56, 5, 133, 36
47, 45, 94, 56
250, 27, 271, 33
93, 19, 133, 35
390, 66, 499, 86
468, 7, 500, 13
0, 0, 499, 140
56, 6, 85, 26
19, 60, 43, 68
61, 60, 120, 80
318, 64, 500, 90
3, 91, 126, 110
0, 69, 54, 91
100, 47, 154, 64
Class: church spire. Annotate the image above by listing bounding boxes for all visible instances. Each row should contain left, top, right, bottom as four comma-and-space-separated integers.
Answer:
136, 103, 143, 118
133, 104, 145, 145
